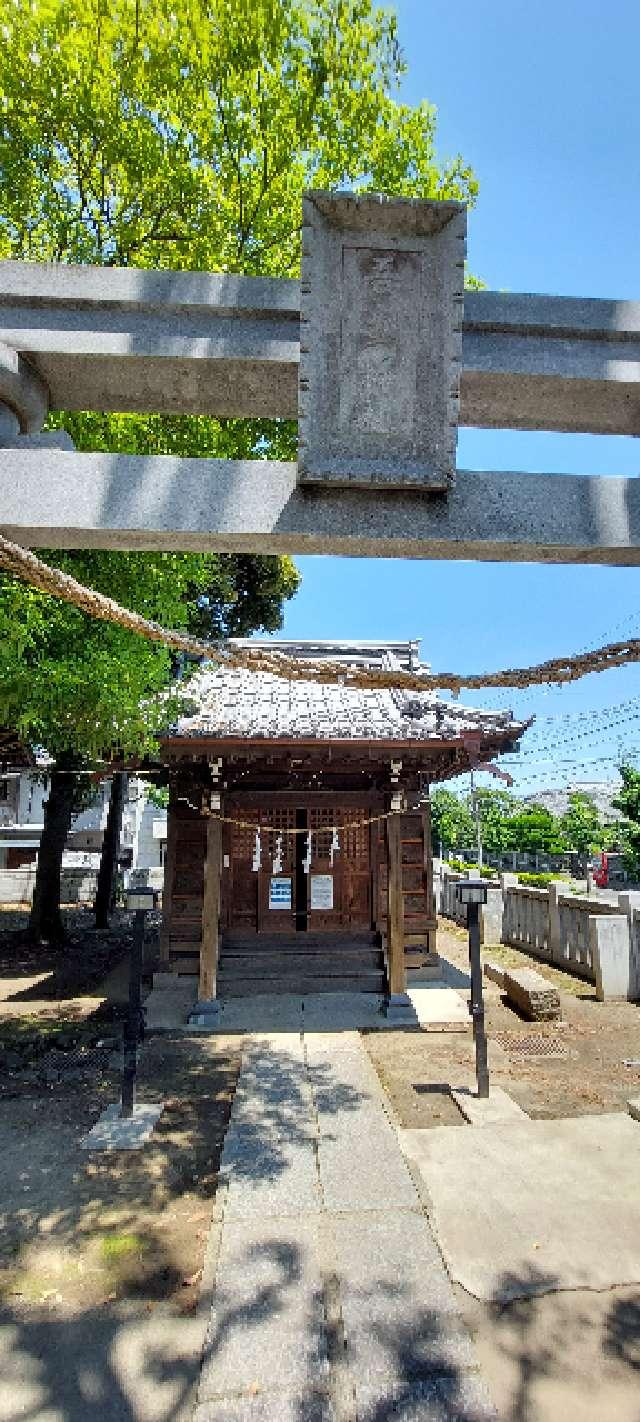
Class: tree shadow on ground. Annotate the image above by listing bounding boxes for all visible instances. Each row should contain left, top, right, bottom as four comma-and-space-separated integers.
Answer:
195, 1039, 499, 1420
0, 1296, 202, 1422
0, 1034, 242, 1420
0, 1033, 373, 1419
481, 1267, 640, 1422
197, 1219, 495, 1420
217, 1036, 367, 1185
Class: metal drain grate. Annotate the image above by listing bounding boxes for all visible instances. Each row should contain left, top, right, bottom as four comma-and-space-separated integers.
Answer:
494, 1033, 568, 1059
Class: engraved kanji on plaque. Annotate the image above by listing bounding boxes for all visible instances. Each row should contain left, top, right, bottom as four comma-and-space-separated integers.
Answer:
298, 191, 466, 491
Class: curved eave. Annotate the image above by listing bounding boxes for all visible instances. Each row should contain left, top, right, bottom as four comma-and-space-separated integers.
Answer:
160, 726, 529, 756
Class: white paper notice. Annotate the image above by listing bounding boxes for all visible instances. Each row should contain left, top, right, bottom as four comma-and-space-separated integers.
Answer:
310, 874, 334, 910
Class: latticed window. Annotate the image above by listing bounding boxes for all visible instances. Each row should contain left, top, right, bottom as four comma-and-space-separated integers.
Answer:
230, 808, 261, 864
309, 806, 335, 861
340, 809, 370, 864
262, 807, 296, 872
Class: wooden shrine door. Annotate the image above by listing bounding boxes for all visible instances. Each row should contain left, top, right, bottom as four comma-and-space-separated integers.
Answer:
225, 803, 298, 934
307, 805, 372, 933
224, 799, 373, 935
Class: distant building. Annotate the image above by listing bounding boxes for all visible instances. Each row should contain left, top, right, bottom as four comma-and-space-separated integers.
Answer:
0, 770, 166, 875
525, 780, 623, 824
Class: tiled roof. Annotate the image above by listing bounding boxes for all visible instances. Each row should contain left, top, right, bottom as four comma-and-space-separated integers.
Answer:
168, 642, 526, 747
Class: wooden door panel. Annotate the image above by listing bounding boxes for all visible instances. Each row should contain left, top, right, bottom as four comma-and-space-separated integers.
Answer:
308, 806, 343, 931
340, 809, 371, 931
225, 799, 376, 936
258, 805, 297, 933
227, 807, 261, 932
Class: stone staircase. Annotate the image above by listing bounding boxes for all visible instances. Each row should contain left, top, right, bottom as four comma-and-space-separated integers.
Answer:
216, 930, 387, 997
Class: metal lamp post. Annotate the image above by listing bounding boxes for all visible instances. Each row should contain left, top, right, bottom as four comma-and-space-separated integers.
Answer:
456, 877, 490, 1099
121, 886, 157, 1119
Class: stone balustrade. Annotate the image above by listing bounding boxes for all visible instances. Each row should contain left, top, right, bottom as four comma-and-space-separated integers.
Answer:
435, 866, 638, 1001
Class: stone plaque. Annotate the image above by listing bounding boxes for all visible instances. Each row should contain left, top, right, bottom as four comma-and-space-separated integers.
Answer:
298, 191, 466, 490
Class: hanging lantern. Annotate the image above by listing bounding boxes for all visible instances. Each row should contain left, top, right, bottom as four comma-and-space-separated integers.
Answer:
252, 827, 262, 873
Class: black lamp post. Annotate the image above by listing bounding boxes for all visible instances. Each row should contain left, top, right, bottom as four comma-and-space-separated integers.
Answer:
121, 886, 157, 1119
456, 878, 490, 1099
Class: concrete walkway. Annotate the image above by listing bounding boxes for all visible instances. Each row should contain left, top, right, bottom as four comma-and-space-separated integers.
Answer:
193, 1032, 497, 1421
401, 1112, 640, 1303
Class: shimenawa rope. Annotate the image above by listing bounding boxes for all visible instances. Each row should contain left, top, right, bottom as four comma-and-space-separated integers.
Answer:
177, 793, 403, 834
2, 530, 640, 693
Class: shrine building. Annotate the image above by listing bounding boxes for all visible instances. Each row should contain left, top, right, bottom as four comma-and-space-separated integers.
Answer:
158, 640, 527, 1016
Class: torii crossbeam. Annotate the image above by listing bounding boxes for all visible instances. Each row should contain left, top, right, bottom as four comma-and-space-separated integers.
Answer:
0, 192, 638, 563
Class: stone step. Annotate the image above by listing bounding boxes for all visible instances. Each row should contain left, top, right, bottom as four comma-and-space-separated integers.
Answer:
503, 966, 561, 1021
220, 949, 383, 973
222, 932, 378, 950
218, 972, 387, 996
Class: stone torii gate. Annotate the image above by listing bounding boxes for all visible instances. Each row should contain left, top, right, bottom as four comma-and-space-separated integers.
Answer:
0, 190, 639, 563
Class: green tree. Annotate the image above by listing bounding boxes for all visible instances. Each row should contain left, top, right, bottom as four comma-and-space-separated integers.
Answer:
0, 0, 477, 937
430, 789, 476, 856
471, 788, 517, 853
0, 550, 298, 941
0, 0, 477, 273
559, 792, 603, 872
612, 765, 640, 875
506, 806, 565, 856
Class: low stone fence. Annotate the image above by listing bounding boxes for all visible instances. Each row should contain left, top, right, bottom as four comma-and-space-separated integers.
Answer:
0, 867, 97, 906
439, 871, 468, 926
435, 867, 640, 1001
501, 885, 549, 958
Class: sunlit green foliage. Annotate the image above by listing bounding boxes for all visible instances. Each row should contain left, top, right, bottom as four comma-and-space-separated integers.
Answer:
0, 550, 299, 760
0, 0, 477, 273
0, 0, 477, 768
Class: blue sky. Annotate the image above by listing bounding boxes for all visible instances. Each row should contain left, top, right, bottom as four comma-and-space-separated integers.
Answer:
277, 0, 640, 798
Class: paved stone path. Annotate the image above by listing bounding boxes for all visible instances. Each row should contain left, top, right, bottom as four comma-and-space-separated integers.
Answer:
193, 1032, 497, 1421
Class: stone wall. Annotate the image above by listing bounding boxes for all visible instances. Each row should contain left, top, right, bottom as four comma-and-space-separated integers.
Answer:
0, 867, 97, 906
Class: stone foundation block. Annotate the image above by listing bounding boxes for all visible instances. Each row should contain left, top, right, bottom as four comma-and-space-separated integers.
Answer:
503, 967, 561, 1021
483, 961, 506, 989
385, 992, 419, 1024
144, 977, 197, 1030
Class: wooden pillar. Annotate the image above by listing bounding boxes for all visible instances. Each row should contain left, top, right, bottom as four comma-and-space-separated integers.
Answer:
422, 803, 437, 955
200, 811, 222, 1001
159, 784, 178, 964
386, 811, 406, 996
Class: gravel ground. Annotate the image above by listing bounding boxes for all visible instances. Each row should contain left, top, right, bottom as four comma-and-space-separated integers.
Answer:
365, 924, 640, 1124
0, 907, 242, 1314
0, 1034, 242, 1314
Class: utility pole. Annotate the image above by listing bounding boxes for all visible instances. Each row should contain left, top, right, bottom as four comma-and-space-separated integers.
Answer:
470, 770, 483, 868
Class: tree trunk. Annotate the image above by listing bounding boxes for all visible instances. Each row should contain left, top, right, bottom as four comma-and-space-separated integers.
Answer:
29, 768, 77, 944
94, 772, 127, 929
